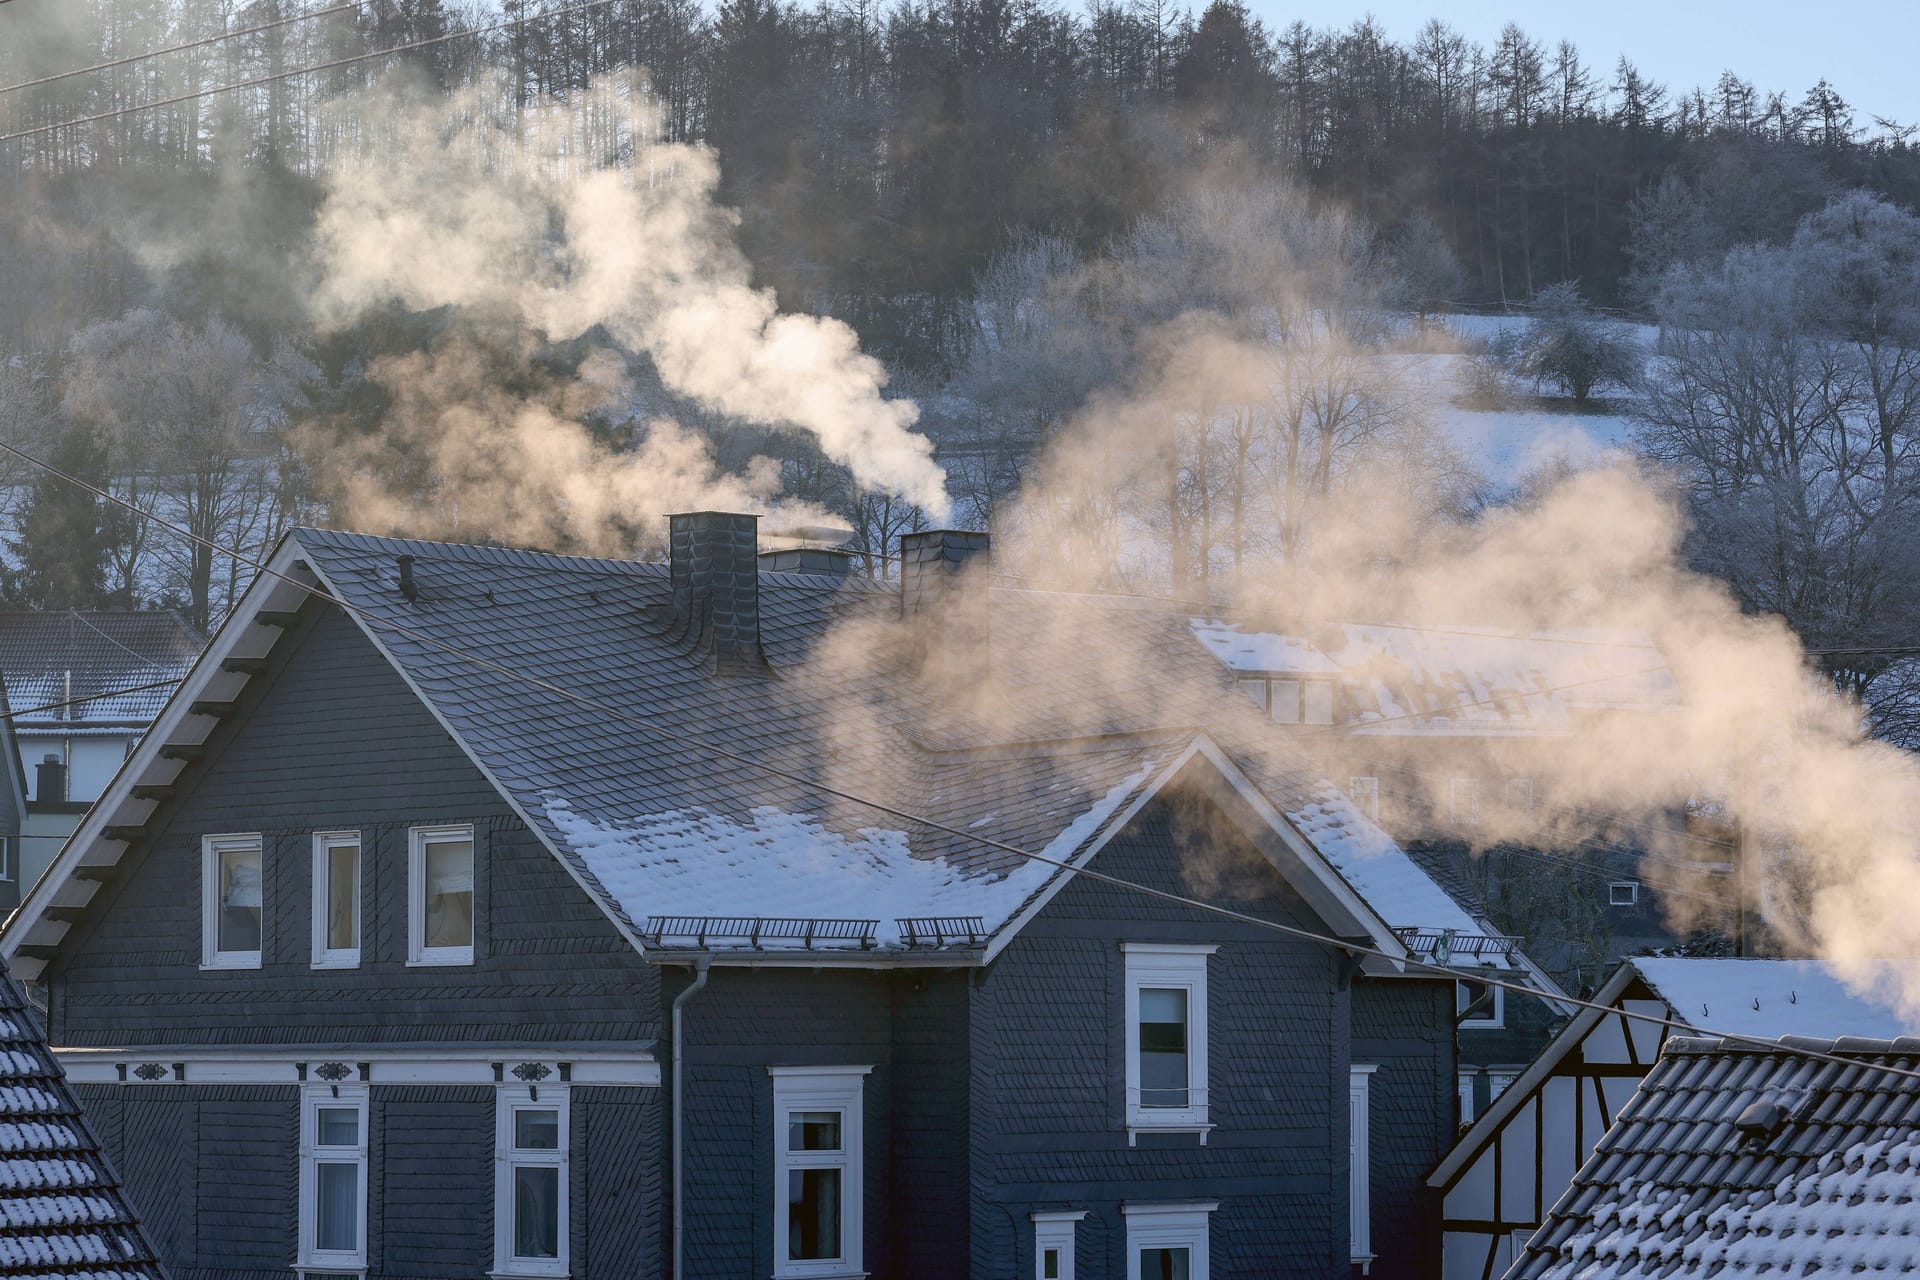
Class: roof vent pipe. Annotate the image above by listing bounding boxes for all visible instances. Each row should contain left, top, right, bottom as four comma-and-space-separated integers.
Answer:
669, 512, 766, 676
396, 555, 418, 602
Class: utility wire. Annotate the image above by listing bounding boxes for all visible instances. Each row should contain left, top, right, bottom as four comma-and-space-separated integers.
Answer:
1, 438, 1915, 1084
0, 2, 365, 98
0, 0, 622, 146
3, 679, 186, 723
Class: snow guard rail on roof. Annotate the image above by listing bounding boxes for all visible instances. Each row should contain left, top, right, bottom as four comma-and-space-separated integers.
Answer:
643, 915, 991, 951
1394, 927, 1522, 963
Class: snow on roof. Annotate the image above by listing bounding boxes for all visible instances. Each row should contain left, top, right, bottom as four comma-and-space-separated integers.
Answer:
545, 753, 1163, 949
0, 611, 201, 729
1190, 621, 1340, 675
1629, 957, 1918, 1042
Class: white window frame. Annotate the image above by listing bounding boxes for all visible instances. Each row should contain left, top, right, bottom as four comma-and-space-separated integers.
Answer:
1032, 1210, 1085, 1280
408, 824, 475, 966
311, 831, 363, 969
1350, 1065, 1377, 1272
1609, 880, 1640, 907
1457, 978, 1504, 1029
1449, 778, 1479, 825
1121, 943, 1216, 1141
1122, 1202, 1215, 1280
201, 833, 264, 970
1348, 776, 1380, 822
1457, 1071, 1478, 1123
1269, 679, 1301, 724
493, 1084, 570, 1277
1236, 678, 1269, 711
0, 833, 14, 883
769, 1065, 870, 1280
298, 1083, 368, 1274
1302, 679, 1335, 725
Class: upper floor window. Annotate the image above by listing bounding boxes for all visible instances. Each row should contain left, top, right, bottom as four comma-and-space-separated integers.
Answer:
202, 834, 263, 969
311, 832, 362, 969
1121, 943, 1215, 1139
1123, 1202, 1215, 1280
769, 1066, 870, 1279
1032, 1211, 1085, 1280
494, 1085, 569, 1276
0, 833, 15, 883
1609, 880, 1640, 907
1457, 978, 1504, 1029
299, 1084, 368, 1273
1350, 1065, 1376, 1271
409, 825, 474, 965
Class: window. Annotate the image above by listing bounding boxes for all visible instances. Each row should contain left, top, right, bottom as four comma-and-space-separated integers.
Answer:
311, 832, 362, 968
1236, 678, 1269, 711
1032, 1211, 1085, 1280
1302, 679, 1335, 725
0, 834, 14, 883
494, 1086, 569, 1276
299, 1085, 367, 1273
1122, 943, 1215, 1138
1348, 776, 1380, 822
202, 834, 263, 968
1269, 679, 1301, 724
1123, 1202, 1215, 1280
1448, 778, 1479, 825
1457, 978, 1504, 1029
1457, 1071, 1478, 1123
408, 825, 474, 965
1488, 1072, 1516, 1102
1506, 776, 1535, 817
1350, 1065, 1376, 1271
1609, 880, 1640, 907
769, 1066, 869, 1279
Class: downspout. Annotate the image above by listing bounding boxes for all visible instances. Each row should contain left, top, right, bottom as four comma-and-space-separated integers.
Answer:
671, 955, 712, 1280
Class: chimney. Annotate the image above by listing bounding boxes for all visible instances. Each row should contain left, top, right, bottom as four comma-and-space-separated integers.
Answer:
35, 753, 66, 805
757, 547, 854, 580
899, 530, 992, 618
669, 512, 766, 676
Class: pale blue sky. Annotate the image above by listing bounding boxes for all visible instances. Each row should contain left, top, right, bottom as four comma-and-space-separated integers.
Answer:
1241, 1, 1918, 128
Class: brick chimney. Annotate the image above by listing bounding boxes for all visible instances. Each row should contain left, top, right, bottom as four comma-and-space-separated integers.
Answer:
669, 512, 766, 677
34, 753, 66, 805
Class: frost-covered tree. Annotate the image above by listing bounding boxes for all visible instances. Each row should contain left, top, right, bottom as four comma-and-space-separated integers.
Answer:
1497, 281, 1641, 402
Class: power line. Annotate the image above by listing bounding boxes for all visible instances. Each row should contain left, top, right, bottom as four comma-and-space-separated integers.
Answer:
3, 678, 186, 723
0, 2, 365, 98
0, 439, 1914, 1084
0, 0, 622, 147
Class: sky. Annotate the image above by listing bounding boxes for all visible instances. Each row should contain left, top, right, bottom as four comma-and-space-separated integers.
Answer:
1243, 1, 1919, 129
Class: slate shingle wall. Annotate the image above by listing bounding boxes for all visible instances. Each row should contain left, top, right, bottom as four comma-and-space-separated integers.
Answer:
1352, 978, 1455, 1280
48, 606, 660, 1047
969, 796, 1358, 1280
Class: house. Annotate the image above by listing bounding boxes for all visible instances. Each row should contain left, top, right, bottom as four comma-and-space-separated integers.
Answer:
0, 611, 203, 889
0, 676, 28, 912
1509, 1031, 1920, 1278
1428, 956, 1915, 1280
0, 951, 167, 1278
0, 514, 1530, 1280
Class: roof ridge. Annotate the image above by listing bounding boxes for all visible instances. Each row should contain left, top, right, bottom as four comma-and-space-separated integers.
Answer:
1663, 1032, 1920, 1056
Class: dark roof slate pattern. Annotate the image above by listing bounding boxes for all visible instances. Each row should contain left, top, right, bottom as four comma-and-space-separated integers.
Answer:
0, 613, 201, 728
1512, 1034, 1920, 1279
0, 962, 164, 1279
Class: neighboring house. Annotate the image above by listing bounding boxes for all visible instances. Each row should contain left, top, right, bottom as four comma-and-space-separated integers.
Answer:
0, 676, 28, 913
0, 515, 1528, 1280
0, 611, 202, 889
0, 952, 167, 1278
1428, 957, 1915, 1280
1510, 1032, 1920, 1278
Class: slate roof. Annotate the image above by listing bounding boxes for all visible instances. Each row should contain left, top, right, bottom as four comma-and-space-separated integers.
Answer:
283, 528, 1495, 955
0, 959, 164, 1279
1511, 1035, 1920, 1279
0, 613, 202, 730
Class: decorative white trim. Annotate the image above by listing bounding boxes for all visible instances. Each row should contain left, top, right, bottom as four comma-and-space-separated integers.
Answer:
1350, 1065, 1375, 1270
770, 1066, 869, 1279
298, 1083, 368, 1272
493, 1084, 570, 1276
56, 1044, 660, 1089
1122, 1202, 1215, 1280
201, 833, 263, 970
1032, 1210, 1085, 1280
1124, 943, 1215, 1138
408, 824, 476, 966
311, 831, 363, 969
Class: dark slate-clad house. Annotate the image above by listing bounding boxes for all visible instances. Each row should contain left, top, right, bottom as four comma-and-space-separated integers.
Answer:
1511, 1033, 1920, 1278
3, 515, 1510, 1280
0, 953, 166, 1279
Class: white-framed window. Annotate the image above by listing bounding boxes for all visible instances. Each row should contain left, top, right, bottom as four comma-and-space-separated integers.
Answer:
298, 1084, 367, 1273
1236, 678, 1269, 711
0, 834, 15, 883
1302, 679, 1335, 725
1488, 1071, 1517, 1102
1350, 1065, 1377, 1271
1457, 1071, 1478, 1122
1457, 978, 1504, 1029
201, 833, 263, 969
408, 825, 475, 966
1348, 776, 1380, 822
311, 831, 362, 969
494, 1085, 569, 1276
1269, 679, 1301, 724
1506, 776, 1535, 816
1032, 1210, 1085, 1280
1609, 880, 1640, 906
1123, 1201, 1215, 1280
1448, 778, 1479, 825
769, 1066, 869, 1279
1122, 943, 1215, 1139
